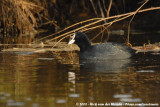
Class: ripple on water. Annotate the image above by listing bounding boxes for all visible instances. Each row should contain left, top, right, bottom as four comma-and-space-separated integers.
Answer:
6, 99, 14, 103
69, 93, 80, 98
37, 58, 55, 60
7, 102, 25, 106
32, 103, 39, 107
113, 94, 132, 98
56, 99, 66, 104
120, 98, 142, 102
0, 92, 11, 100
0, 96, 6, 100
25, 97, 32, 101
113, 94, 142, 103
136, 70, 155, 73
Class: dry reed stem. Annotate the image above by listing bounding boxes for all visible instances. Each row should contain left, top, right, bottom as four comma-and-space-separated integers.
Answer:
102, 0, 108, 14
48, 14, 132, 47
126, 0, 149, 45
34, 6, 160, 47
107, 0, 112, 17
90, 0, 98, 16
0, 0, 44, 34
83, 14, 133, 32
98, 0, 105, 19
45, 15, 128, 43
32, 18, 101, 43
90, 18, 118, 41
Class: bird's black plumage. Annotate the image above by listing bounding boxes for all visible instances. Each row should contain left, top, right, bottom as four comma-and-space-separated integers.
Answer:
68, 32, 136, 60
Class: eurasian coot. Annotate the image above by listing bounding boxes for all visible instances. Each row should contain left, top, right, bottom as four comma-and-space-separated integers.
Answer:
68, 32, 136, 60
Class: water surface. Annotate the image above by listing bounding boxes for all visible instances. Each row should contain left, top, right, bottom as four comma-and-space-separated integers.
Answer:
0, 46, 160, 107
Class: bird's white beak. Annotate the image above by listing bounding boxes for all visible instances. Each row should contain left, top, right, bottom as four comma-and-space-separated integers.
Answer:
68, 34, 76, 45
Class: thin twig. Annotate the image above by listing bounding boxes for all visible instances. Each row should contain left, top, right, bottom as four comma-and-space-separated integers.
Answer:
32, 18, 101, 43
90, 0, 98, 16
126, 0, 149, 45
34, 6, 160, 46
107, 0, 112, 17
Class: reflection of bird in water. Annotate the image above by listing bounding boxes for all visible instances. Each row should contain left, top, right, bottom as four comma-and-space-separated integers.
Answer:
80, 59, 131, 72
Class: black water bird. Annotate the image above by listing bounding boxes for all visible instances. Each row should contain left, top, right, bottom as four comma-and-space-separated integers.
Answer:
68, 32, 136, 60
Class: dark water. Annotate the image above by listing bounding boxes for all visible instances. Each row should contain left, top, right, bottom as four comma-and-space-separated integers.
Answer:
0, 48, 160, 107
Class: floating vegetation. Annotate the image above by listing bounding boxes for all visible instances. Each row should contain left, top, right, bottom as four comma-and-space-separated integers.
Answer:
37, 58, 54, 60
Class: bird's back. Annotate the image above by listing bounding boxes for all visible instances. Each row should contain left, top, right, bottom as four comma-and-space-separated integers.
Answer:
79, 42, 135, 60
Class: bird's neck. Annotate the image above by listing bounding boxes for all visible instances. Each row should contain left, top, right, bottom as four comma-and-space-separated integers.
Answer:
79, 42, 92, 52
